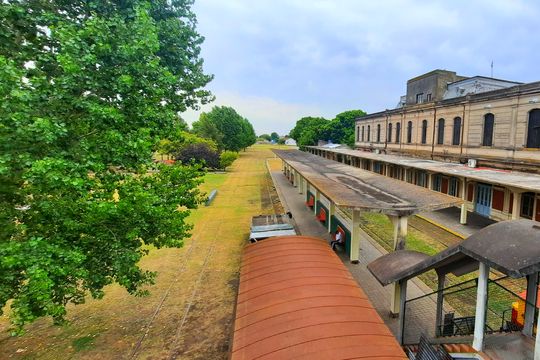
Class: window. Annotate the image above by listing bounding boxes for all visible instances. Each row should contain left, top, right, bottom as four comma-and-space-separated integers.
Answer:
395, 123, 401, 143
449, 178, 459, 197
482, 113, 494, 146
421, 120, 428, 144
367, 125, 371, 142
373, 162, 383, 174
452, 117, 461, 145
521, 192, 535, 219
361, 126, 365, 142
433, 174, 442, 192
437, 118, 445, 145
387, 123, 392, 143
356, 126, 360, 142
526, 109, 540, 148
407, 121, 413, 143
377, 124, 381, 143
426, 93, 432, 102
416, 93, 423, 104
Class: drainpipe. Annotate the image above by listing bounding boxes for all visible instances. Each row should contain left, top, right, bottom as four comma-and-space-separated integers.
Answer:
431, 106, 437, 159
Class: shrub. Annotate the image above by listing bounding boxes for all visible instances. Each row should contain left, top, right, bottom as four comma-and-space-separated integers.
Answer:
219, 151, 239, 169
176, 143, 220, 169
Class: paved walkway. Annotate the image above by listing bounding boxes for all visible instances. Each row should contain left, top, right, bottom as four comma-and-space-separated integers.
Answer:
420, 207, 496, 238
269, 165, 437, 338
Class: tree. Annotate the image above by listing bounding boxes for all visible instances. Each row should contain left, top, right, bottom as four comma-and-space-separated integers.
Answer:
194, 106, 255, 152
322, 110, 367, 147
0, 0, 212, 331
270, 132, 279, 142
258, 134, 271, 141
191, 112, 224, 149
289, 116, 328, 148
219, 151, 239, 169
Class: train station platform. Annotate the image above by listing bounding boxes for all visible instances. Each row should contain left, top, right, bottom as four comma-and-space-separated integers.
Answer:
268, 159, 436, 337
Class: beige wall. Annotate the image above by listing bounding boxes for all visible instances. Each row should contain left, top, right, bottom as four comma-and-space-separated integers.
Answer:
355, 90, 540, 169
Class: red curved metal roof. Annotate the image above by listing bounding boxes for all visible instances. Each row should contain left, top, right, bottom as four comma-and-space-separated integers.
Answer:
231, 235, 407, 360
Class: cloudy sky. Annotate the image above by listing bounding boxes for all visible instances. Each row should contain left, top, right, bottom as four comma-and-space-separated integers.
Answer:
182, 0, 540, 135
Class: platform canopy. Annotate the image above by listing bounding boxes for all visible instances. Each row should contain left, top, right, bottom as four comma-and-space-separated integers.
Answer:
308, 146, 540, 193
368, 219, 540, 285
274, 149, 462, 217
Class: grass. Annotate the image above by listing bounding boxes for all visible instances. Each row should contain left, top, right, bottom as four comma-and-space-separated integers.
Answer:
0, 144, 286, 360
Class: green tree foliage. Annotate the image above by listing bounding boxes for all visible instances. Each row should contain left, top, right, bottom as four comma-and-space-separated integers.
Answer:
270, 132, 279, 142
290, 110, 366, 148
219, 151, 239, 170
258, 134, 271, 141
321, 110, 367, 147
289, 116, 328, 148
0, 0, 213, 331
192, 106, 256, 151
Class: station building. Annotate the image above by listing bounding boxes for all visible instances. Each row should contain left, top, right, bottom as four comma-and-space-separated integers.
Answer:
307, 70, 540, 224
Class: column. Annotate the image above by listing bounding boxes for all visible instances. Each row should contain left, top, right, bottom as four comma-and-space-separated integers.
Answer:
314, 188, 320, 215
388, 215, 408, 250
397, 279, 408, 344
472, 262, 490, 352
435, 273, 446, 336
297, 174, 303, 194
512, 190, 522, 220
428, 172, 433, 190
460, 178, 468, 225
523, 273, 539, 337
350, 210, 361, 264
328, 202, 335, 232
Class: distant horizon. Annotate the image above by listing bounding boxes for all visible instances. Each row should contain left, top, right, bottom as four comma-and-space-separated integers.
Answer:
183, 0, 540, 135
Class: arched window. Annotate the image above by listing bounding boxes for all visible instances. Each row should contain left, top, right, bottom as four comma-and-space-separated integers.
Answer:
437, 118, 445, 145
482, 113, 494, 146
361, 126, 365, 142
367, 125, 371, 142
526, 109, 540, 148
387, 123, 392, 143
395, 122, 401, 143
421, 120, 428, 144
452, 117, 461, 145
376, 124, 381, 143
407, 121, 413, 143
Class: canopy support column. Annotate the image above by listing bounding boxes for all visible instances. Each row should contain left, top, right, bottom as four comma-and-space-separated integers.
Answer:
397, 279, 408, 344
328, 202, 335, 232
524, 272, 539, 337
297, 173, 303, 194
460, 178, 468, 225
388, 215, 408, 251
314, 188, 320, 215
473, 262, 490, 351
512, 190, 522, 220
435, 272, 446, 336
350, 210, 361, 264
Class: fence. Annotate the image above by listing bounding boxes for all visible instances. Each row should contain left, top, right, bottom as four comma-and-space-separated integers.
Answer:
402, 276, 537, 346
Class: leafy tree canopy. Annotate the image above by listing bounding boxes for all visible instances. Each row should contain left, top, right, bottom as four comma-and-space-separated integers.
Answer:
258, 134, 271, 141
289, 116, 328, 148
0, 0, 213, 332
270, 132, 279, 142
192, 106, 256, 152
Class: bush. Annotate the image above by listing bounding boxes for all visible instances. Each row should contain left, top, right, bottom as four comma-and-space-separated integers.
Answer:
176, 143, 220, 169
220, 151, 239, 169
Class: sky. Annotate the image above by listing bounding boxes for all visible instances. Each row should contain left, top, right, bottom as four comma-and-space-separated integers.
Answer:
182, 0, 540, 136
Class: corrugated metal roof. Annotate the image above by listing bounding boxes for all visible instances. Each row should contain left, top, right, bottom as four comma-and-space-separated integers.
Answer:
231, 235, 407, 360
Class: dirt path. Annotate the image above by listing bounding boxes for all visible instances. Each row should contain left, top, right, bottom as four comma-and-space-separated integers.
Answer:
0, 145, 282, 360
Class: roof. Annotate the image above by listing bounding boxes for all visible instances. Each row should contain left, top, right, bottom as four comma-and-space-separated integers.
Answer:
368, 220, 540, 285
274, 149, 462, 216
309, 147, 540, 192
231, 235, 407, 360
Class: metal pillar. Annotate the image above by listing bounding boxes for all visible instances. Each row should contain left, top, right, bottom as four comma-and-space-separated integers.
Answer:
523, 273, 539, 337
472, 262, 490, 351
460, 178, 468, 225
428, 172, 433, 190
350, 210, 361, 264
435, 272, 446, 336
314, 188, 320, 215
397, 279, 408, 344
328, 202, 335, 232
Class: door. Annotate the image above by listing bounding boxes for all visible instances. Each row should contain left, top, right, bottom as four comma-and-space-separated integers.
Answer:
526, 110, 540, 148
475, 183, 492, 217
